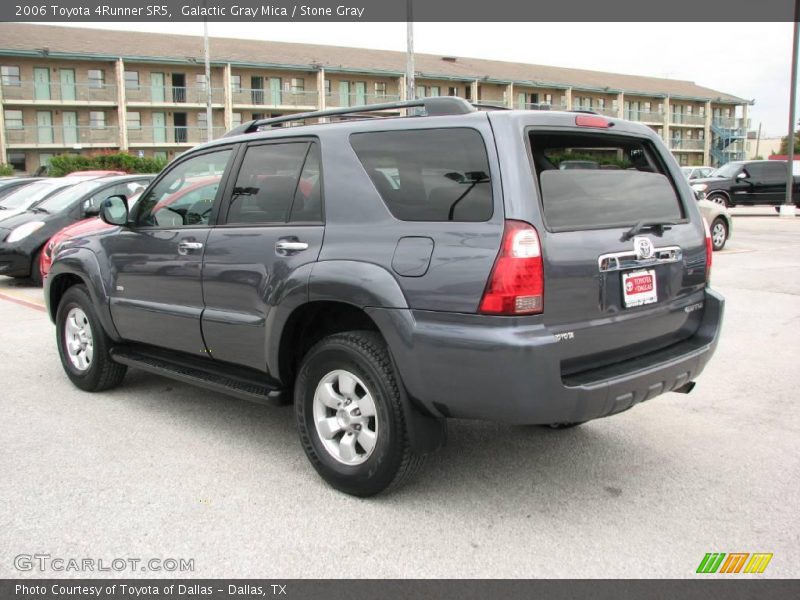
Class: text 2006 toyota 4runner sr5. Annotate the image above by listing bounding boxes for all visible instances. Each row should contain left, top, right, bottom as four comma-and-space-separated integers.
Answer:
46, 97, 723, 496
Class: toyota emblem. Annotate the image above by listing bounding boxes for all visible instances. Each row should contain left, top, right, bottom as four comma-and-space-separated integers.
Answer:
633, 236, 654, 260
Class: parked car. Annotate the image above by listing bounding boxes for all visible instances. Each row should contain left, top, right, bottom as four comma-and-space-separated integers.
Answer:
0, 177, 42, 201
0, 175, 152, 285
690, 160, 800, 207
697, 197, 732, 251
681, 166, 715, 180
0, 175, 103, 223
46, 98, 723, 496
66, 170, 127, 177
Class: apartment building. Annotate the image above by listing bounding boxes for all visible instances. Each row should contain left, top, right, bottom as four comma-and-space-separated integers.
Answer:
0, 23, 751, 173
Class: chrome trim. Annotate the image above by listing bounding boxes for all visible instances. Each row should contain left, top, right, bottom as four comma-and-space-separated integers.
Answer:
598, 245, 682, 273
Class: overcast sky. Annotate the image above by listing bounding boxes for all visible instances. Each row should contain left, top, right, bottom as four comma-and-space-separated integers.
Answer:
42, 21, 795, 137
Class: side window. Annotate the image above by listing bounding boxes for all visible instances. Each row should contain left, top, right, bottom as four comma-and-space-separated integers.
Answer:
763, 162, 787, 181
226, 142, 310, 225
744, 164, 762, 180
136, 149, 231, 228
349, 128, 493, 222
87, 180, 149, 210
289, 144, 323, 223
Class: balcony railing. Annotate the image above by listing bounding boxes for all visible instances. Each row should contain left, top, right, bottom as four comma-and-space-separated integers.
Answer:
625, 110, 664, 123
4, 125, 119, 146
127, 125, 227, 145
1, 80, 117, 103
125, 85, 225, 104
671, 138, 705, 151
670, 113, 705, 126
232, 88, 319, 107
326, 93, 401, 108
712, 117, 748, 130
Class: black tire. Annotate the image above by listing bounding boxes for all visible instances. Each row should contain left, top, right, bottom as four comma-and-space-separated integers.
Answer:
545, 422, 585, 430
707, 193, 729, 208
294, 330, 424, 497
56, 284, 127, 392
710, 217, 728, 251
29, 248, 43, 287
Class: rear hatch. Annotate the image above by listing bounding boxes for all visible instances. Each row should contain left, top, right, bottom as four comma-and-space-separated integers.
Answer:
526, 124, 708, 377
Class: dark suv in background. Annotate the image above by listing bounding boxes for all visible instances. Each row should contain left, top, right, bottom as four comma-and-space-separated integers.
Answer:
690, 159, 800, 208
45, 98, 723, 496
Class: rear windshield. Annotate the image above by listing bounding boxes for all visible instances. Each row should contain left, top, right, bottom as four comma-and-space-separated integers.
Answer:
529, 131, 684, 232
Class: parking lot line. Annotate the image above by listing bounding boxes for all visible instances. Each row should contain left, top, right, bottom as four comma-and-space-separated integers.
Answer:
0, 291, 46, 312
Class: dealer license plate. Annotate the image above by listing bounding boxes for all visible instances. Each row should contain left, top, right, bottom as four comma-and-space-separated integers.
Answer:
622, 269, 657, 308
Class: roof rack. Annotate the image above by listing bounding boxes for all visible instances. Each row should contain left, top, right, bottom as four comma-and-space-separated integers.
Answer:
223, 96, 478, 137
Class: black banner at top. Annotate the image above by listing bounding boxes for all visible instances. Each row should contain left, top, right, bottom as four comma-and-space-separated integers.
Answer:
0, 0, 796, 22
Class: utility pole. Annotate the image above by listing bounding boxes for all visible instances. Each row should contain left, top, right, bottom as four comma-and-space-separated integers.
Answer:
782, 0, 799, 217
203, 7, 213, 143
406, 0, 415, 102
755, 122, 762, 158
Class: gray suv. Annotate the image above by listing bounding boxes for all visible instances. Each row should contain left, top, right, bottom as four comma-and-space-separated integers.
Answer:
45, 98, 724, 496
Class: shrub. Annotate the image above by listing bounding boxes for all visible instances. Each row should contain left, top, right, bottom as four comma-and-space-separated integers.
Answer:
0, 163, 15, 176
47, 152, 167, 177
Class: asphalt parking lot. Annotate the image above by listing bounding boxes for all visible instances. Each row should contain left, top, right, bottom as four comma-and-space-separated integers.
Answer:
1, 208, 798, 579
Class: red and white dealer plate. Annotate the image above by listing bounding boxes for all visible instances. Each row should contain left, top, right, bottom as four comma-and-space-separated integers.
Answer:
622, 269, 657, 307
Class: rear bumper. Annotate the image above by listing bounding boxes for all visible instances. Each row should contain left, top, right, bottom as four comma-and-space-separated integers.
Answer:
368, 288, 724, 425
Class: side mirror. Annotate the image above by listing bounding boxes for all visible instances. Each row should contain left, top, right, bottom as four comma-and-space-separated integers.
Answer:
99, 195, 129, 226
736, 171, 748, 180
82, 198, 100, 218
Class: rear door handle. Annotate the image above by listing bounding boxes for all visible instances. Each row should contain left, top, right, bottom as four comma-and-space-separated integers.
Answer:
177, 241, 204, 255
275, 239, 309, 253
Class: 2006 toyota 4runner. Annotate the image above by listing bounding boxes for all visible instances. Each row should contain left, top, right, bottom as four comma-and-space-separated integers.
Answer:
46, 97, 724, 496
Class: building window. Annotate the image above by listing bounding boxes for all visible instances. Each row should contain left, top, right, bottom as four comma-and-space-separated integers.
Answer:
231, 75, 241, 93
429, 86, 440, 97
544, 93, 553, 105
126, 111, 141, 130
195, 74, 207, 90
464, 85, 472, 100
4, 109, 23, 129
124, 71, 139, 90
197, 112, 208, 129
1, 65, 21, 87
448, 86, 458, 96
88, 69, 105, 89
596, 98, 605, 109
153, 151, 168, 162
290, 78, 305, 93
324, 79, 331, 96
375, 82, 387, 96
89, 111, 106, 128
231, 112, 242, 128
415, 85, 426, 99
7, 152, 26, 171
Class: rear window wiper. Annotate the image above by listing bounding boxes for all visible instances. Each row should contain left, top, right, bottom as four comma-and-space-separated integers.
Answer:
31, 207, 49, 214
622, 220, 677, 241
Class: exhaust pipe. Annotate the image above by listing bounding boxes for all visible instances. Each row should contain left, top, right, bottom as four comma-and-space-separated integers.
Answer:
673, 381, 696, 394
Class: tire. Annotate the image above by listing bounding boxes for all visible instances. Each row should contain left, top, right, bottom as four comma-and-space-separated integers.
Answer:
707, 193, 729, 208
29, 248, 43, 287
56, 284, 127, 392
294, 330, 425, 497
546, 422, 585, 430
710, 217, 728, 251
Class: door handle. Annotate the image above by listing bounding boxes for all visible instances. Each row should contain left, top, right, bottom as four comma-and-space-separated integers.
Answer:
177, 241, 204, 255
275, 239, 309, 253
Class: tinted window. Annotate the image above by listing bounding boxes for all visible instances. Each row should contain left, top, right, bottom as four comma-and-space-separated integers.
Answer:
529, 131, 683, 232
762, 162, 787, 180
743, 163, 763, 179
136, 149, 231, 227
226, 142, 311, 225
350, 128, 493, 222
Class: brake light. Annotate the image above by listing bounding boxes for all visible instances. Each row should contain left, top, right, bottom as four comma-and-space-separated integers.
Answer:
702, 217, 713, 282
575, 114, 610, 128
479, 220, 544, 315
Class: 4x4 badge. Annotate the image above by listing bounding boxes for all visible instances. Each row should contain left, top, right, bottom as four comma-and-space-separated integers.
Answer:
633, 236, 654, 260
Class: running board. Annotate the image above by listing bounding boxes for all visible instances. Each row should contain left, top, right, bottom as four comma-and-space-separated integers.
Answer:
110, 347, 288, 406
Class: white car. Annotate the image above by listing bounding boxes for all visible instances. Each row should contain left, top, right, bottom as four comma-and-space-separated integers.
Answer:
0, 175, 105, 222
681, 166, 716, 180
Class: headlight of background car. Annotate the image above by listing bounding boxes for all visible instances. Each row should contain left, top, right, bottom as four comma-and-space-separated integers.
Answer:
6, 221, 45, 243
691, 183, 708, 193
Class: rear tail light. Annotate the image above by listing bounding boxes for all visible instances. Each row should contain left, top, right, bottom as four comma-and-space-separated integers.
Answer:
479, 220, 544, 315
702, 217, 713, 282
575, 114, 610, 128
